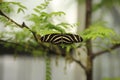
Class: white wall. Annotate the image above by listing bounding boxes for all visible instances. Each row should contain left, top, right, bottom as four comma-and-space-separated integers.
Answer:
0, 55, 83, 80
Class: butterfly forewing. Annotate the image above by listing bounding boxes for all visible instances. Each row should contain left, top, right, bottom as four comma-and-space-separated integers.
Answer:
40, 33, 83, 44
64, 34, 83, 43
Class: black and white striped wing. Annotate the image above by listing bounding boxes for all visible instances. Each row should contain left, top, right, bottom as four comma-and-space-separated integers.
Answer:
40, 33, 62, 44
40, 33, 83, 44
62, 34, 83, 44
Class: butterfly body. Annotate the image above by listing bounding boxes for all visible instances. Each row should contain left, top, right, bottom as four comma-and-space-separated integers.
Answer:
40, 33, 83, 44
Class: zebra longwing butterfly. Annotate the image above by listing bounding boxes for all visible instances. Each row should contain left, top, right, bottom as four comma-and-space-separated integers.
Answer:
40, 33, 83, 44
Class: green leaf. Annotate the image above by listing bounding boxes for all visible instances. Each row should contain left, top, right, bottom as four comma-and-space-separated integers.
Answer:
93, 0, 120, 11
17, 8, 25, 13
0, 2, 27, 13
32, 50, 44, 57
82, 21, 115, 40
38, 30, 60, 36
110, 34, 120, 44
49, 11, 65, 17
34, 8, 41, 13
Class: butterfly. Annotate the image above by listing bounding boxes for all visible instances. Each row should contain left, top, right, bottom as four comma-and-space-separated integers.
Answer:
40, 33, 83, 44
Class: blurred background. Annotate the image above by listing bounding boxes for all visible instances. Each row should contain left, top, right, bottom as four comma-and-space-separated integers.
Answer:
0, 0, 120, 80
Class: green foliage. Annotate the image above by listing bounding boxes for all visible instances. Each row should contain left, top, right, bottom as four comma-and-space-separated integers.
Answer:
26, 0, 75, 35
27, 11, 67, 34
77, 0, 85, 4
81, 21, 120, 51
32, 49, 46, 57
0, 16, 15, 26
110, 34, 120, 44
0, 2, 27, 13
0, 0, 119, 56
0, 0, 77, 55
93, 0, 120, 11
82, 21, 115, 40
34, 0, 51, 13
0, 1, 120, 80
0, 2, 27, 29
15, 28, 33, 43
45, 56, 51, 80
0, 1, 76, 80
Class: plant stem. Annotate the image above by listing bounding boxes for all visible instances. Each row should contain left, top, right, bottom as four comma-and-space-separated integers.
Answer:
86, 56, 93, 80
85, 0, 92, 55
92, 44, 120, 59
45, 55, 51, 80
85, 0, 93, 80
0, 10, 38, 41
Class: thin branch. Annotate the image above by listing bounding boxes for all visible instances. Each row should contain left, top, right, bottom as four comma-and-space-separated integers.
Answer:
85, 0, 93, 56
0, 10, 38, 42
92, 44, 120, 59
22, 22, 38, 41
85, 0, 93, 80
71, 56, 87, 71
0, 9, 65, 55
0, 10, 22, 28
0, 39, 32, 56
0, 39, 65, 56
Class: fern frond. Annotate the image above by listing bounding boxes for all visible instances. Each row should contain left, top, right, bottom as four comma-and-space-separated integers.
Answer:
49, 11, 65, 17
33, 0, 52, 14
42, 23, 66, 33
0, 2, 27, 13
57, 22, 72, 28
110, 34, 120, 44
0, 16, 16, 27
82, 22, 115, 40
45, 56, 51, 80
93, 0, 120, 11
